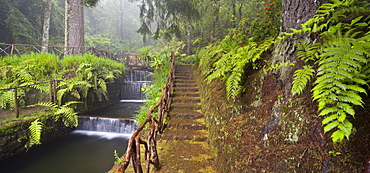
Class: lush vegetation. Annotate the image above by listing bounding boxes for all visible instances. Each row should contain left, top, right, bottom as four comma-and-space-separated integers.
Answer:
0, 53, 125, 147
197, 0, 281, 102
289, 0, 370, 143
135, 41, 186, 125
195, 0, 370, 144
84, 0, 143, 53
0, 0, 65, 45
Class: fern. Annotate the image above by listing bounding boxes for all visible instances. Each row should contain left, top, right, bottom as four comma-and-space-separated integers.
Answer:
205, 37, 275, 100
27, 118, 43, 148
35, 101, 81, 127
296, 40, 321, 62
291, 65, 315, 96
289, 0, 370, 143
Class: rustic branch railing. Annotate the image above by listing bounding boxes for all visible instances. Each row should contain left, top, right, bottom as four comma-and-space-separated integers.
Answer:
0, 80, 62, 118
118, 52, 176, 173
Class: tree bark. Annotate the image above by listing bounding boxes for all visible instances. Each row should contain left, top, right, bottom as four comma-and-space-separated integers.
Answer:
271, 0, 323, 98
65, 0, 84, 55
261, 0, 325, 141
42, 0, 52, 52
186, 23, 191, 55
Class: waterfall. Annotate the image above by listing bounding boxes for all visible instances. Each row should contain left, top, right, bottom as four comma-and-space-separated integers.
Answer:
76, 116, 137, 134
121, 70, 152, 102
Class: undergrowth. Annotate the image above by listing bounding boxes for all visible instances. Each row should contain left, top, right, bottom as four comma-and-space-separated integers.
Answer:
135, 41, 183, 125
0, 52, 125, 148
288, 0, 370, 143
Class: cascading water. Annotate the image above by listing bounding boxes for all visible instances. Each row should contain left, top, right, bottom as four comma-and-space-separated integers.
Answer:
0, 70, 151, 172
0, 104, 140, 173
121, 70, 152, 102
77, 116, 137, 134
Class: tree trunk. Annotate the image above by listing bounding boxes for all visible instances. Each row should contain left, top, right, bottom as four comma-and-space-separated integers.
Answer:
261, 0, 325, 141
186, 24, 191, 55
42, 0, 52, 52
271, 0, 323, 98
65, 0, 84, 55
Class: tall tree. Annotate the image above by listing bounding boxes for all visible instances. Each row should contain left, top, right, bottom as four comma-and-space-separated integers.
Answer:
84, 0, 142, 54
271, 0, 324, 94
65, 0, 99, 54
136, 0, 200, 43
261, 0, 326, 142
42, 0, 53, 52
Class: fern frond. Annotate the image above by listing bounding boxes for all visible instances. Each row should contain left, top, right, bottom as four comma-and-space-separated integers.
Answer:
291, 65, 315, 95
27, 119, 43, 148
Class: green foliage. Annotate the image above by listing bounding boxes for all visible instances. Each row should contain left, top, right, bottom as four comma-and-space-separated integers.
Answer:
196, 0, 283, 101
200, 36, 275, 100
266, 61, 295, 72
136, 0, 200, 41
26, 118, 43, 148
25, 101, 81, 148
290, 0, 370, 143
0, 0, 65, 45
113, 150, 124, 164
4, 5, 39, 44
35, 101, 81, 127
135, 41, 182, 124
328, 150, 342, 157
291, 65, 315, 96
0, 53, 125, 148
248, 0, 282, 42
59, 54, 124, 106
138, 41, 185, 69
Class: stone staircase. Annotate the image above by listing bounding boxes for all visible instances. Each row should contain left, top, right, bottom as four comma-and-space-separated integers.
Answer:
159, 64, 207, 141
156, 64, 214, 172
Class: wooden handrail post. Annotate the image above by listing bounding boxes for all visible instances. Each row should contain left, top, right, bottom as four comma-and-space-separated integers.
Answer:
10, 44, 14, 56
135, 137, 143, 173
14, 88, 19, 118
49, 80, 53, 102
53, 80, 58, 104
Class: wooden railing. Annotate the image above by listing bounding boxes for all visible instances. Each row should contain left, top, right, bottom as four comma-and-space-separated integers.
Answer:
0, 80, 61, 118
0, 43, 151, 68
0, 43, 121, 61
118, 52, 176, 173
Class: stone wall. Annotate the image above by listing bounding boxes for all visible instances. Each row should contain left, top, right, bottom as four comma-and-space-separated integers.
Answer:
0, 114, 73, 161
0, 77, 123, 161
78, 77, 123, 113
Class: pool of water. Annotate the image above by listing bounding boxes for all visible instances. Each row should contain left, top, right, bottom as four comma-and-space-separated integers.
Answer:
85, 102, 143, 118
0, 102, 141, 173
0, 131, 129, 173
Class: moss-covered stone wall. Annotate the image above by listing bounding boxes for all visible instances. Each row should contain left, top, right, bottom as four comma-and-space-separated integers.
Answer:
0, 113, 73, 161
0, 78, 124, 161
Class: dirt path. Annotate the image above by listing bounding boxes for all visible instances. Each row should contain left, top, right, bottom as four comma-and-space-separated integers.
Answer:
155, 65, 214, 172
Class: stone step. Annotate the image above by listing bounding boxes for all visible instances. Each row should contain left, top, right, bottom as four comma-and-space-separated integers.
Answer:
168, 123, 206, 130
174, 87, 199, 92
173, 92, 200, 97
171, 104, 201, 111
175, 65, 192, 70
159, 135, 207, 141
174, 79, 197, 84
172, 97, 200, 104
175, 77, 194, 80
169, 112, 203, 119
175, 83, 198, 87
158, 129, 207, 141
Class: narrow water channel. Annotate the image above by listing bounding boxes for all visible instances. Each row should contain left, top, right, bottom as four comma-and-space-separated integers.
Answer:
0, 102, 142, 173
